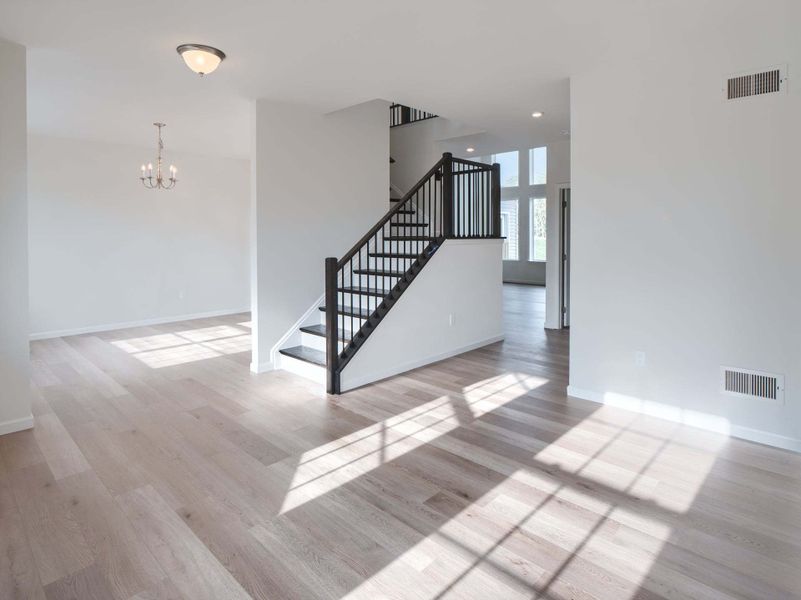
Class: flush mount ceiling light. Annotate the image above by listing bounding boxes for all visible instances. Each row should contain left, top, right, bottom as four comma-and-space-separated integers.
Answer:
531, 111, 544, 118
466, 147, 475, 153
176, 44, 226, 76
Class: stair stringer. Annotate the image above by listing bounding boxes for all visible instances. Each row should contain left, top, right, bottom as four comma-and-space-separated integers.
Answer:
271, 292, 325, 369
339, 238, 504, 392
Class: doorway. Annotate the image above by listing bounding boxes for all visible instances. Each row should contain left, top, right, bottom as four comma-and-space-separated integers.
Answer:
558, 186, 571, 328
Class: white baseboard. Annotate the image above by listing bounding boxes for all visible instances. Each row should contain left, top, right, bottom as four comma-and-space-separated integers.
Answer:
30, 307, 251, 341
341, 334, 504, 392
250, 360, 274, 374
503, 280, 546, 286
0, 414, 34, 436
566, 385, 801, 453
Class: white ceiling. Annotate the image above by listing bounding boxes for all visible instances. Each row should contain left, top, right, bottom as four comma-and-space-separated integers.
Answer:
0, 0, 729, 158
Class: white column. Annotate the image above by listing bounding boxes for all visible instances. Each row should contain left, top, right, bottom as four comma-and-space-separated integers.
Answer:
0, 38, 32, 435
250, 99, 389, 373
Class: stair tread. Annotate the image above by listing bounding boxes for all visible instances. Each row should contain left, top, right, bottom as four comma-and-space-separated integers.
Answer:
318, 305, 373, 318
278, 345, 326, 367
395, 209, 416, 214
299, 324, 352, 340
353, 268, 405, 277
390, 222, 429, 227
384, 236, 436, 241
338, 286, 391, 297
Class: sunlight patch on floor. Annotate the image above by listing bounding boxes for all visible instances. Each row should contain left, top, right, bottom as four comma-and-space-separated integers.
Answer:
342, 390, 724, 600
111, 325, 250, 368
278, 373, 549, 515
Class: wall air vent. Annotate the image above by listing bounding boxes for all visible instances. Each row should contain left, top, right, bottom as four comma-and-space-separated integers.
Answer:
725, 66, 786, 100
721, 366, 784, 403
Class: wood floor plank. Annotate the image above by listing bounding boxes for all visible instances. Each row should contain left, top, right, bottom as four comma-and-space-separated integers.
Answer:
30, 413, 91, 480
116, 485, 251, 600
0, 453, 47, 600
8, 462, 94, 586
2, 284, 797, 599
58, 471, 165, 599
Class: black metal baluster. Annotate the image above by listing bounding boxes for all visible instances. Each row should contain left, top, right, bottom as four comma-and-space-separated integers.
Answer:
460, 167, 464, 237
492, 162, 501, 237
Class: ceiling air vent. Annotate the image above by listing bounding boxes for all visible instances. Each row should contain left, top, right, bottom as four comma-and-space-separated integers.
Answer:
721, 366, 784, 403
725, 66, 786, 100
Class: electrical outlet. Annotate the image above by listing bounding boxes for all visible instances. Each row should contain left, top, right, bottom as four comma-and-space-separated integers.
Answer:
448, 314, 455, 326
635, 351, 646, 368
179, 290, 185, 300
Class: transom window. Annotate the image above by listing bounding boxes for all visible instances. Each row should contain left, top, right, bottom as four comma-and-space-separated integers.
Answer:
529, 147, 547, 185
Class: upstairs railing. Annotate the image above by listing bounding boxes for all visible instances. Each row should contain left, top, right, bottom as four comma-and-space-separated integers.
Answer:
324, 152, 500, 393
389, 103, 438, 128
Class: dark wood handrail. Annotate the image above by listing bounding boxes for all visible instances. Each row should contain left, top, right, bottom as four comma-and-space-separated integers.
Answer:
452, 156, 494, 170
336, 156, 446, 270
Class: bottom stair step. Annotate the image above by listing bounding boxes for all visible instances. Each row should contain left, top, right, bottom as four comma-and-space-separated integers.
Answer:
278, 345, 326, 367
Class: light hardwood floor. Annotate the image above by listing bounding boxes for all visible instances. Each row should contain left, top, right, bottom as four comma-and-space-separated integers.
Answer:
2, 284, 800, 599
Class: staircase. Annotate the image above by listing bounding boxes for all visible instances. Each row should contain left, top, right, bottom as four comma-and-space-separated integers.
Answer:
277, 152, 500, 393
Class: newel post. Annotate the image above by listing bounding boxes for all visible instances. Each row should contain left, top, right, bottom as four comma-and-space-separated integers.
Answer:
491, 162, 501, 238
442, 152, 454, 238
324, 257, 340, 394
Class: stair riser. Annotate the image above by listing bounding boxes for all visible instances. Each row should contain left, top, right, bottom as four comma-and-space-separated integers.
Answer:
319, 311, 367, 330
333, 292, 385, 310
364, 257, 417, 271
278, 353, 326, 384
300, 331, 349, 353
347, 274, 403, 289
341, 261, 412, 278
388, 227, 431, 236
382, 241, 429, 253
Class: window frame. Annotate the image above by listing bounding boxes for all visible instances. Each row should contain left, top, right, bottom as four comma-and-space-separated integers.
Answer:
500, 198, 520, 261
528, 197, 547, 262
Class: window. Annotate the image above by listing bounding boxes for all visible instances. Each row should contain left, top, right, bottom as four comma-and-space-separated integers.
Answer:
529, 147, 547, 185
492, 151, 519, 187
529, 197, 546, 261
500, 199, 519, 260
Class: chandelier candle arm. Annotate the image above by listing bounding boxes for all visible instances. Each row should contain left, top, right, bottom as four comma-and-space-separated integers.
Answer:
139, 123, 177, 190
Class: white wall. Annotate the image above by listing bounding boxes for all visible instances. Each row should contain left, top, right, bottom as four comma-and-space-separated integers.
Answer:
251, 99, 389, 371
390, 117, 484, 193
28, 135, 250, 338
544, 139, 570, 329
569, 3, 801, 450
340, 239, 503, 391
0, 38, 32, 435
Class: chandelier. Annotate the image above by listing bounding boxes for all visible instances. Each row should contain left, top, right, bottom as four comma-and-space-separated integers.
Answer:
139, 123, 177, 190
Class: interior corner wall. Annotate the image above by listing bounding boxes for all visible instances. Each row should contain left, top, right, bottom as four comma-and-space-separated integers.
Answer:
569, 3, 801, 450
0, 38, 32, 434
28, 136, 250, 337
390, 117, 483, 193
251, 99, 389, 371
